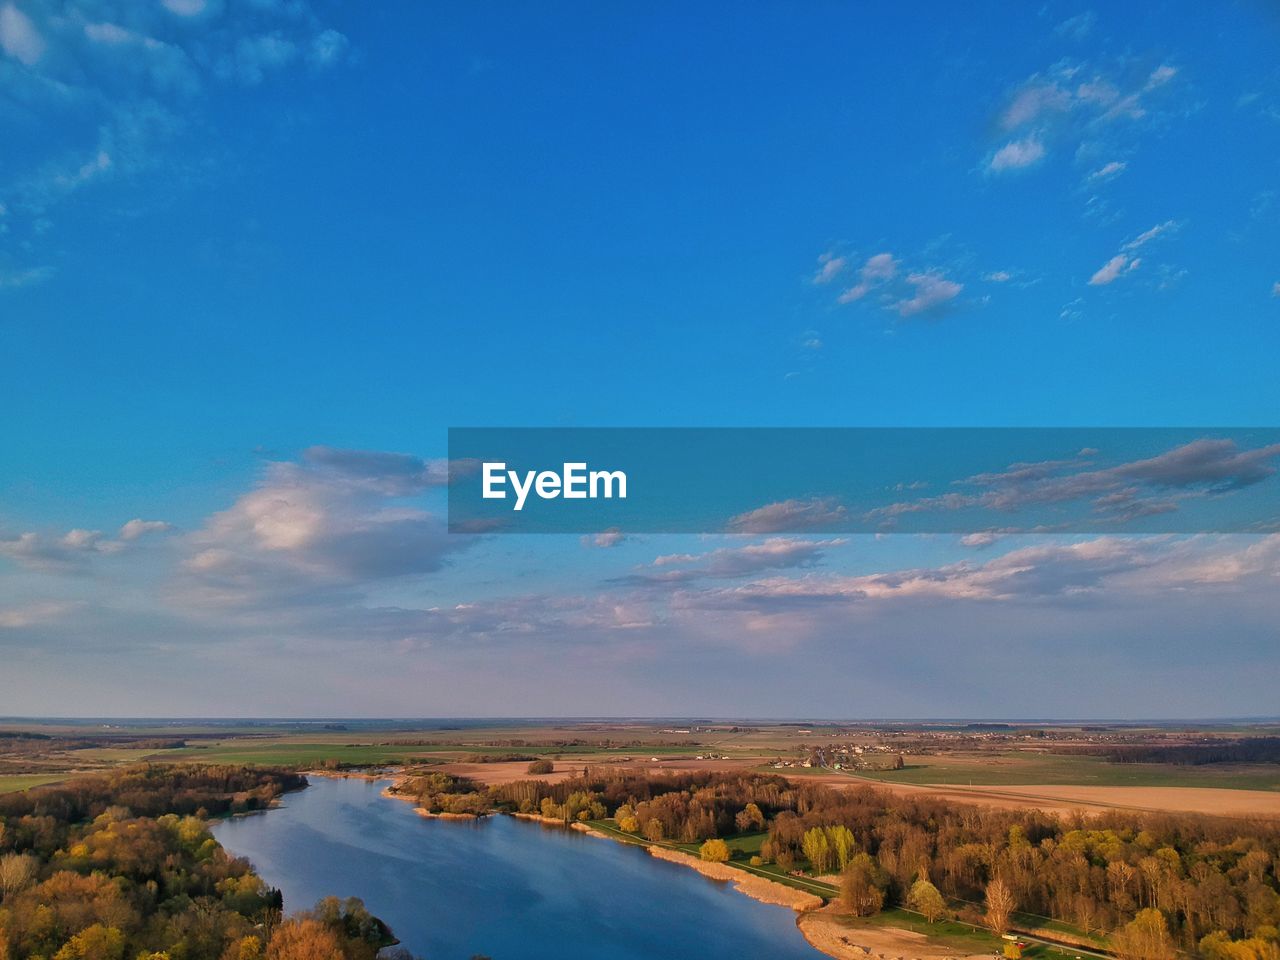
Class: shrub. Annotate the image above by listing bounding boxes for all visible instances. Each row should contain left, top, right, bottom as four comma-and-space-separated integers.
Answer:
700, 839, 731, 863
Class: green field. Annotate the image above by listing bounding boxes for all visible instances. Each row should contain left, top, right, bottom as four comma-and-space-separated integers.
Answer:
156, 741, 461, 767
853, 753, 1280, 791
0, 773, 67, 794
152, 737, 740, 768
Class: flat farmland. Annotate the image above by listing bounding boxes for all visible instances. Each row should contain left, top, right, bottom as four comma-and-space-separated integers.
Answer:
855, 751, 1280, 790
0, 773, 67, 794
833, 753, 1280, 819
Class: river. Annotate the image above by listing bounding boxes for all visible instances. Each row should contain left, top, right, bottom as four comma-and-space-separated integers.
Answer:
212, 776, 828, 960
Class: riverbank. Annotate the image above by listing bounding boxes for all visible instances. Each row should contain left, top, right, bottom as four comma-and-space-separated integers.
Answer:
376, 770, 824, 908
347, 768, 992, 960
645, 845, 824, 912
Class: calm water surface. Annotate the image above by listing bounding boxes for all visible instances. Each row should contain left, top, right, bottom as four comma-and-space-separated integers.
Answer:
212, 776, 826, 960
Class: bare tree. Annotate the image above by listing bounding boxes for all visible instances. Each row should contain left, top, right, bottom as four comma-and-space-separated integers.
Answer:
984, 876, 1016, 936
0, 852, 38, 899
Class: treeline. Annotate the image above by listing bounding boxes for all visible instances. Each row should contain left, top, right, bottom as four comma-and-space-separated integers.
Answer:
0, 765, 408, 960
1067, 738, 1280, 766
397, 772, 493, 816
0, 733, 188, 753
0, 765, 306, 832
458, 767, 1279, 957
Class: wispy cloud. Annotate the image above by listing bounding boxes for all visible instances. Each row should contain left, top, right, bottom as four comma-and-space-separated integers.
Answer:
0, 3, 44, 65
837, 252, 898, 303
0, 265, 54, 289
0, 600, 80, 629
1089, 253, 1139, 285
1087, 160, 1126, 183
987, 59, 1182, 178
583, 528, 627, 548
896, 271, 964, 317
0, 518, 171, 571
866, 439, 1280, 527
1055, 11, 1096, 41
728, 497, 849, 533
0, 0, 349, 283
812, 251, 847, 284
829, 250, 966, 319
615, 537, 846, 586
1121, 219, 1179, 251
1089, 219, 1180, 285
988, 136, 1045, 173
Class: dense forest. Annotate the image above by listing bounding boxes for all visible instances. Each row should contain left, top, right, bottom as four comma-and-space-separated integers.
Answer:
0, 766, 402, 960
1070, 739, 1280, 767
400, 767, 1280, 959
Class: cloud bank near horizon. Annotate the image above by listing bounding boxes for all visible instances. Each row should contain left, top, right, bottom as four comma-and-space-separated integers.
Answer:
1, 445, 1276, 719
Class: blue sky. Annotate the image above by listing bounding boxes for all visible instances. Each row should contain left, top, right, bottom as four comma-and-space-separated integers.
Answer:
1, 1, 1278, 717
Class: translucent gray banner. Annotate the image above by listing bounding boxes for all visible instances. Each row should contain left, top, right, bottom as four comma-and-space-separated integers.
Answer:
447, 428, 1280, 534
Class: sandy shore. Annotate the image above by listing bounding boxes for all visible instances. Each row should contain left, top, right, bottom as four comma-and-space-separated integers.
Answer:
412, 808, 483, 820
799, 905, 992, 960
510, 811, 610, 838
644, 845, 824, 912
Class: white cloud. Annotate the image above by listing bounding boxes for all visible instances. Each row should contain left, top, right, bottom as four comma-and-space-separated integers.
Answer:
1089, 253, 1133, 285
895, 271, 963, 317
1086, 220, 1177, 286
1087, 160, 1126, 183
621, 537, 848, 585
1121, 219, 1179, 252
584, 529, 627, 548
990, 59, 1183, 177
0, 265, 54, 289
866, 438, 1280, 527
178, 448, 470, 609
118, 519, 174, 541
223, 32, 299, 85
812, 252, 846, 284
1146, 64, 1177, 89
837, 252, 898, 302
0, 3, 45, 66
989, 137, 1046, 172
161, 0, 211, 16
0, 0, 347, 283
0, 526, 130, 570
1055, 12, 1097, 41
728, 497, 849, 534
985, 270, 1013, 283
695, 535, 1280, 607
1272, 282, 1280, 298
829, 251, 968, 319
0, 601, 79, 629
309, 29, 349, 69
1000, 85, 1072, 131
